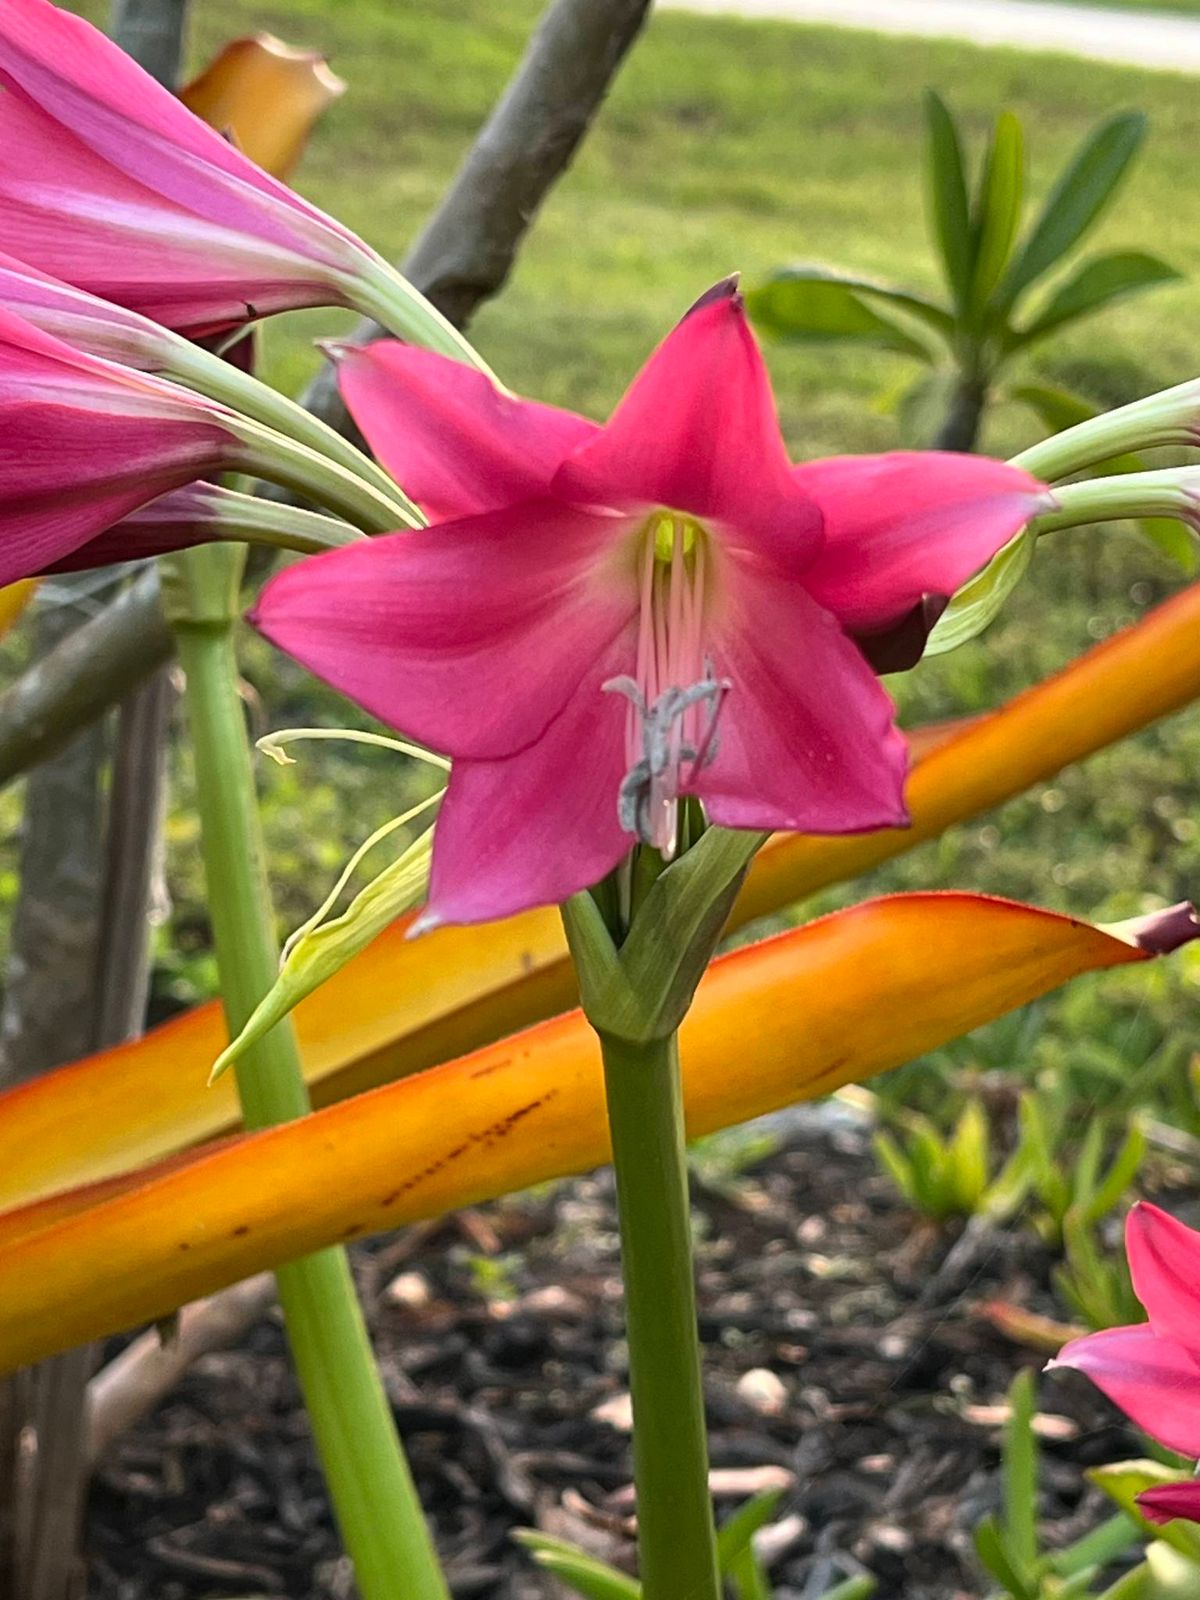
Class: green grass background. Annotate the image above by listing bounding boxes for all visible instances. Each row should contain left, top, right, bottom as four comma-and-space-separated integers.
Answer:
14, 0, 1200, 1119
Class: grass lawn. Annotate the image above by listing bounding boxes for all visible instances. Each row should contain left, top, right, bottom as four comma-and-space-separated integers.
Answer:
27, 0, 1200, 1113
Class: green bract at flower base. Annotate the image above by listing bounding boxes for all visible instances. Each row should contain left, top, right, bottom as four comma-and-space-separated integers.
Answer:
212, 728, 448, 1082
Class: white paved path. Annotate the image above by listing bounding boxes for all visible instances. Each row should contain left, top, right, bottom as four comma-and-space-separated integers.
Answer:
663, 0, 1200, 73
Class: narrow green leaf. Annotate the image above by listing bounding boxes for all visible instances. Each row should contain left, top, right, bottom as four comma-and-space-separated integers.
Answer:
746, 268, 949, 356
970, 111, 1025, 315
924, 90, 974, 311
1000, 111, 1147, 310
1084, 1122, 1147, 1225
1046, 1512, 1141, 1579
1003, 1369, 1040, 1572
514, 1532, 641, 1600
974, 1514, 1036, 1598
717, 1489, 784, 1570
948, 1099, 990, 1212
726, 1545, 773, 1600
874, 1131, 920, 1208
817, 1579, 877, 1600
1014, 251, 1181, 346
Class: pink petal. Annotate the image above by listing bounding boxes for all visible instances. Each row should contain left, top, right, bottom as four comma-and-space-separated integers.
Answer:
553, 280, 821, 568
1137, 1480, 1200, 1525
1052, 1324, 1200, 1457
421, 632, 634, 927
1127, 1202, 1200, 1352
334, 341, 597, 522
696, 556, 909, 834
794, 452, 1047, 633
250, 499, 638, 762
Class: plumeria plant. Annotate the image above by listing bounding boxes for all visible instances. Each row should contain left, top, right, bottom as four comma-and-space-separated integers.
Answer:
3, 1, 1200, 1597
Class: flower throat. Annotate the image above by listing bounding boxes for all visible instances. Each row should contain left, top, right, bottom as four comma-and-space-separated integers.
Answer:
604, 512, 728, 856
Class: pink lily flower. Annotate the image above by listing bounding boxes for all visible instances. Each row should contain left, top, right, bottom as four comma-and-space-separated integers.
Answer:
1052, 1202, 1200, 1525
0, 0, 393, 337
0, 309, 249, 584
252, 281, 1047, 928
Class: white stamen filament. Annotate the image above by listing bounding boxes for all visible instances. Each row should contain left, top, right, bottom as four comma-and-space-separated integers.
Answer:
605, 512, 726, 857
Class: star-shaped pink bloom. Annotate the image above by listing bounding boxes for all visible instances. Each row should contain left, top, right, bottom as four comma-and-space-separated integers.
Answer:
1052, 1201, 1200, 1526
253, 281, 1047, 927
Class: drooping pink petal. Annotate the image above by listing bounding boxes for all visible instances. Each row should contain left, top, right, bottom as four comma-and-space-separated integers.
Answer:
1052, 1324, 1200, 1457
554, 281, 822, 569
794, 452, 1048, 634
333, 340, 598, 522
695, 557, 909, 834
421, 633, 633, 928
1137, 1479, 1200, 1525
250, 500, 639, 761
0, 310, 235, 583
1127, 1203, 1200, 1354
0, 0, 374, 333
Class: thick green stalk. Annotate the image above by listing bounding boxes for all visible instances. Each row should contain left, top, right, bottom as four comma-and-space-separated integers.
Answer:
165, 542, 448, 1600
598, 1028, 720, 1600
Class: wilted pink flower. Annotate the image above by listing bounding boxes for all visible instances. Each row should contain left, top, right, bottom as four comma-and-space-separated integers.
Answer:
1052, 1201, 1200, 1525
253, 281, 1047, 928
0, 0, 393, 337
0, 309, 251, 583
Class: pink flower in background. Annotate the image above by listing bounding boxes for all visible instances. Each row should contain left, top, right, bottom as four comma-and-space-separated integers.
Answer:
0, 0, 386, 336
1052, 1202, 1200, 1524
253, 280, 1047, 928
0, 310, 247, 583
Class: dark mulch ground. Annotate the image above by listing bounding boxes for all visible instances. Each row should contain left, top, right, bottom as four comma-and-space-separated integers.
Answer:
87, 1106, 1162, 1600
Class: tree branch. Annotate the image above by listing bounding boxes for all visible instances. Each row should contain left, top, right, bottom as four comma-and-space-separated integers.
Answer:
0, 0, 652, 785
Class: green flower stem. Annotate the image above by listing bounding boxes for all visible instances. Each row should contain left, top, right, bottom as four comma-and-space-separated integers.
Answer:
232, 418, 415, 535
598, 1027, 721, 1600
167, 338, 419, 521
164, 541, 448, 1600
345, 254, 501, 382
1029, 469, 1198, 535
1010, 377, 1200, 483
198, 489, 367, 556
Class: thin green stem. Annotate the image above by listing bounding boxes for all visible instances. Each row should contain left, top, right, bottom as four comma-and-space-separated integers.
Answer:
231, 418, 414, 535
1010, 376, 1200, 484
344, 253, 501, 381
167, 338, 419, 521
598, 1028, 720, 1600
165, 542, 448, 1600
